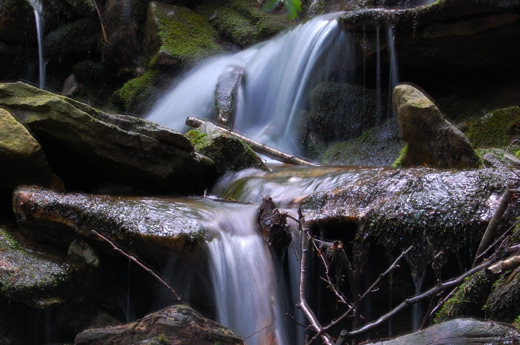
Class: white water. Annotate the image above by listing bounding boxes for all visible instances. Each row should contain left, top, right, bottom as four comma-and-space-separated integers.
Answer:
29, 0, 45, 89
201, 202, 297, 345
147, 13, 353, 155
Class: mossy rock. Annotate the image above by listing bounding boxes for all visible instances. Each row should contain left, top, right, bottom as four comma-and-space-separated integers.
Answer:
484, 270, 520, 322
143, 2, 224, 67
435, 270, 495, 323
187, 127, 268, 176
43, 18, 99, 61
466, 106, 520, 149
0, 223, 93, 309
112, 69, 160, 114
322, 120, 404, 166
210, 0, 292, 48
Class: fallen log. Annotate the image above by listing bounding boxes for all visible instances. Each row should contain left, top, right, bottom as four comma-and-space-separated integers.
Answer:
186, 116, 318, 166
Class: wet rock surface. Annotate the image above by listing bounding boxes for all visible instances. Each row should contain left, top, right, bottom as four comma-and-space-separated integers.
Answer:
301, 167, 519, 267
74, 304, 245, 345
0, 222, 95, 309
13, 185, 208, 263
0, 82, 212, 194
367, 318, 520, 345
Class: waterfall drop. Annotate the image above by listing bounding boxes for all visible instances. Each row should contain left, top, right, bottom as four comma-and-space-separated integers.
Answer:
147, 13, 353, 156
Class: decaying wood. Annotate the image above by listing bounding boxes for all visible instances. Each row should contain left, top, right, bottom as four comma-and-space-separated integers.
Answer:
258, 197, 292, 251
186, 117, 318, 166
487, 255, 520, 274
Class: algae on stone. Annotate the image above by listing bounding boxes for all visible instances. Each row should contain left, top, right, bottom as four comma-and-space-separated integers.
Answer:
144, 2, 224, 67
466, 106, 520, 149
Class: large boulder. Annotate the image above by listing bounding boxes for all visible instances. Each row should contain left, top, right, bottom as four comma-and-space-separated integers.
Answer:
0, 82, 213, 194
392, 83, 480, 168
0, 107, 59, 217
13, 185, 210, 264
143, 2, 224, 67
74, 304, 245, 345
367, 318, 520, 344
0, 222, 96, 309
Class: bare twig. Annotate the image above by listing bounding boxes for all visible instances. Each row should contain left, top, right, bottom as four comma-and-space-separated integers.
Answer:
296, 209, 334, 345
243, 322, 274, 340
91, 230, 184, 304
345, 259, 495, 339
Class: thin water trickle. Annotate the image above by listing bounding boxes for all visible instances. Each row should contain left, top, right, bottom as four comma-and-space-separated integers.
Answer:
29, 0, 45, 89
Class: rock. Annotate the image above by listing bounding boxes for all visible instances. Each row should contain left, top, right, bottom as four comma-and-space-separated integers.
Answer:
340, 1, 520, 89
303, 82, 386, 156
74, 304, 245, 345
68, 239, 99, 267
0, 107, 60, 217
321, 119, 405, 166
215, 65, 244, 128
187, 122, 268, 177
0, 0, 34, 45
392, 83, 480, 168
13, 185, 208, 264
101, 0, 142, 70
143, 2, 224, 67
0, 222, 96, 309
301, 167, 519, 269
366, 318, 520, 344
466, 106, 520, 149
210, 0, 292, 48
0, 82, 212, 194
61, 74, 82, 97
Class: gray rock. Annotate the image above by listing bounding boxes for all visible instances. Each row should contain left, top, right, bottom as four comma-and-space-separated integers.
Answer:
393, 83, 480, 168
0, 82, 212, 194
215, 65, 244, 128
367, 318, 520, 344
0, 222, 96, 309
74, 304, 245, 345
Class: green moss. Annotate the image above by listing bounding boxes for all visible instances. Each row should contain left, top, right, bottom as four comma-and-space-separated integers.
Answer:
211, 0, 292, 48
147, 3, 224, 66
391, 144, 408, 168
186, 129, 210, 150
484, 270, 520, 322
435, 270, 494, 323
466, 106, 520, 148
112, 69, 159, 114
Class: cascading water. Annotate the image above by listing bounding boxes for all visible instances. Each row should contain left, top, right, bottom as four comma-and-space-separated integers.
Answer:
29, 0, 45, 89
147, 13, 354, 155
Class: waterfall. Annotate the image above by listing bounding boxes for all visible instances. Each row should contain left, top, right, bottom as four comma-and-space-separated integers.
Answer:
29, 0, 45, 89
201, 201, 298, 345
147, 13, 352, 156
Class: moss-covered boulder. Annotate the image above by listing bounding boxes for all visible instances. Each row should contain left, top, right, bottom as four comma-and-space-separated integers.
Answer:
75, 304, 245, 345
0, 222, 96, 309
322, 119, 405, 166
144, 2, 224, 67
0, 81, 213, 194
466, 106, 520, 149
393, 83, 481, 168
209, 0, 292, 48
112, 69, 160, 114
187, 123, 268, 177
305, 82, 382, 146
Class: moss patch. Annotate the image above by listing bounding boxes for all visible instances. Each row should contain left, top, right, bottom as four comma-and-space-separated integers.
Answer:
112, 69, 160, 114
145, 2, 224, 66
466, 106, 520, 148
435, 270, 494, 323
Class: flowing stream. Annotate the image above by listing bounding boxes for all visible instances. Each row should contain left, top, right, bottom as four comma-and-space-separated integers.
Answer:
147, 13, 354, 155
